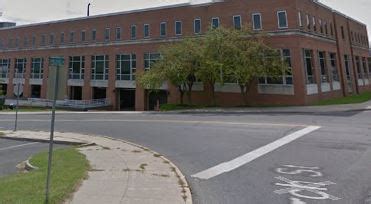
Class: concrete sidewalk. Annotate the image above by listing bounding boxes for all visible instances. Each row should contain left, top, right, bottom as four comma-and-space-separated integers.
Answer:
1, 131, 191, 204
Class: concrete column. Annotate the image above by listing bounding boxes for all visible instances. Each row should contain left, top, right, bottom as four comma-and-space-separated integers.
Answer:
83, 55, 92, 100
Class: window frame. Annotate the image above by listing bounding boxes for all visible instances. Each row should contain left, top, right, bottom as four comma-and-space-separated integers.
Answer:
143, 24, 150, 38
175, 21, 183, 36
277, 10, 288, 29
233, 15, 242, 30
211, 17, 220, 29
194, 18, 202, 34
252, 13, 262, 31
160, 22, 167, 37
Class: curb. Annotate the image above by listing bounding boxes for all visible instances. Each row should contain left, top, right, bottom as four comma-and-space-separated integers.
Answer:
0, 135, 87, 146
100, 135, 193, 204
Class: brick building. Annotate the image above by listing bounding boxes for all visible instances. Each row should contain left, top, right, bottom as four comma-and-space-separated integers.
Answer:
0, 0, 370, 111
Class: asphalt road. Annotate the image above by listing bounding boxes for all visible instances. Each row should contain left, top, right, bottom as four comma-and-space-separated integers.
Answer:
0, 139, 65, 177
0, 108, 371, 204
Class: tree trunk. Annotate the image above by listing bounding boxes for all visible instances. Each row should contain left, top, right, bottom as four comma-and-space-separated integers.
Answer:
178, 86, 184, 105
210, 82, 216, 106
186, 82, 194, 105
239, 84, 248, 106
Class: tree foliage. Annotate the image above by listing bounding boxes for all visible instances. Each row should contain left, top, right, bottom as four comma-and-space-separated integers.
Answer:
138, 26, 289, 106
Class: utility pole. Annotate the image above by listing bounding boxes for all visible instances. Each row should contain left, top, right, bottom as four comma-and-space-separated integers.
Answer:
14, 69, 21, 131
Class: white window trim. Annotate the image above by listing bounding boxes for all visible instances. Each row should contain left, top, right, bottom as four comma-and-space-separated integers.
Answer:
175, 21, 182, 36
81, 30, 86, 42
194, 18, 202, 34
143, 24, 150, 38
252, 13, 262, 30
91, 29, 97, 41
233, 15, 242, 29
115, 27, 121, 40
160, 22, 167, 37
298, 11, 303, 27
211, 17, 220, 28
104, 28, 110, 41
277, 10, 288, 29
131, 25, 137, 39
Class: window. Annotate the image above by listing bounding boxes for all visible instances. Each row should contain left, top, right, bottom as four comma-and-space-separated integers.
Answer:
211, 17, 220, 29
116, 27, 121, 40
194, 19, 201, 34
144, 24, 150, 38
41, 35, 46, 46
344, 55, 351, 79
60, 33, 65, 44
15, 38, 19, 48
252, 13, 262, 30
368, 58, 371, 76
298, 11, 303, 27
277, 11, 288, 29
329, 53, 339, 82
91, 55, 109, 80
81, 31, 86, 42
233, 15, 241, 30
92, 29, 97, 41
312, 17, 316, 32
23, 37, 28, 47
259, 49, 293, 85
160, 22, 167, 37
69, 56, 85, 80
318, 51, 328, 82
32, 36, 36, 47
131, 25, 137, 39
324, 22, 328, 35
304, 49, 315, 84
330, 23, 334, 36
104, 28, 110, 41
0, 59, 10, 79
31, 58, 44, 79
50, 34, 55, 45
14, 58, 27, 78
355, 56, 363, 79
175, 21, 182, 35
362, 57, 368, 78
306, 14, 311, 30
116, 54, 137, 80
319, 19, 323, 34
69, 31, 75, 43
144, 53, 161, 71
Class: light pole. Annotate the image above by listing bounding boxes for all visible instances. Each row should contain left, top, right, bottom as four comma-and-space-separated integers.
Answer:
14, 68, 21, 131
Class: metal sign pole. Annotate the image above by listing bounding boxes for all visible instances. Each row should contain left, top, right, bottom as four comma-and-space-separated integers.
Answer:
14, 70, 20, 131
45, 58, 62, 204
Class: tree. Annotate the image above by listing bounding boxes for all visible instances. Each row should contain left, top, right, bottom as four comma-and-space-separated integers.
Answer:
138, 38, 202, 105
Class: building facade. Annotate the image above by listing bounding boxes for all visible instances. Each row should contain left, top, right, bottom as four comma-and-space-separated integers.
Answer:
0, 0, 370, 110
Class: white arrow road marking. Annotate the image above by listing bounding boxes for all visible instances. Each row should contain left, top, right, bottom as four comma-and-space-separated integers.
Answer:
192, 126, 321, 180
0, 142, 39, 151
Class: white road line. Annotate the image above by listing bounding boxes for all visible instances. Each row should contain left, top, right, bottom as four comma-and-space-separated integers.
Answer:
0, 142, 39, 151
0, 119, 304, 127
191, 126, 321, 180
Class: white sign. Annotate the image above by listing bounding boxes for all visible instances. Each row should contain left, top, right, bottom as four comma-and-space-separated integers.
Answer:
13, 84, 23, 96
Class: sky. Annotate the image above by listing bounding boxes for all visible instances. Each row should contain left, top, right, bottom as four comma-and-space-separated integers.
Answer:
0, 0, 370, 40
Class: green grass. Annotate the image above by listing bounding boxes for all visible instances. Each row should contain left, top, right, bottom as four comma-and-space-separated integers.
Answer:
315, 91, 371, 106
0, 148, 89, 204
160, 104, 205, 111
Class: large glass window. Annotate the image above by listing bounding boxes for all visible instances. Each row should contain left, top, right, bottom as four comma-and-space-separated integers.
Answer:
116, 54, 136, 80
318, 51, 329, 82
329, 53, 339, 82
160, 22, 167, 37
175, 21, 182, 35
144, 24, 150, 38
14, 58, 27, 78
259, 49, 293, 85
91, 55, 109, 80
194, 19, 201, 34
355, 56, 363, 79
304, 49, 315, 84
69, 56, 85, 80
362, 57, 368, 78
0, 59, 10, 79
277, 11, 288, 29
252, 13, 262, 30
344, 55, 351, 80
144, 53, 161, 71
233, 15, 241, 30
211, 17, 220, 29
31, 58, 44, 79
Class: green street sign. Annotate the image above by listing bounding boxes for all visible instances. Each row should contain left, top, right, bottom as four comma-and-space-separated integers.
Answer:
49, 57, 65, 67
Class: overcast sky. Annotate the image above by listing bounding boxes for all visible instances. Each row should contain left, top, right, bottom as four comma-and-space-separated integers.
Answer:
0, 0, 370, 40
